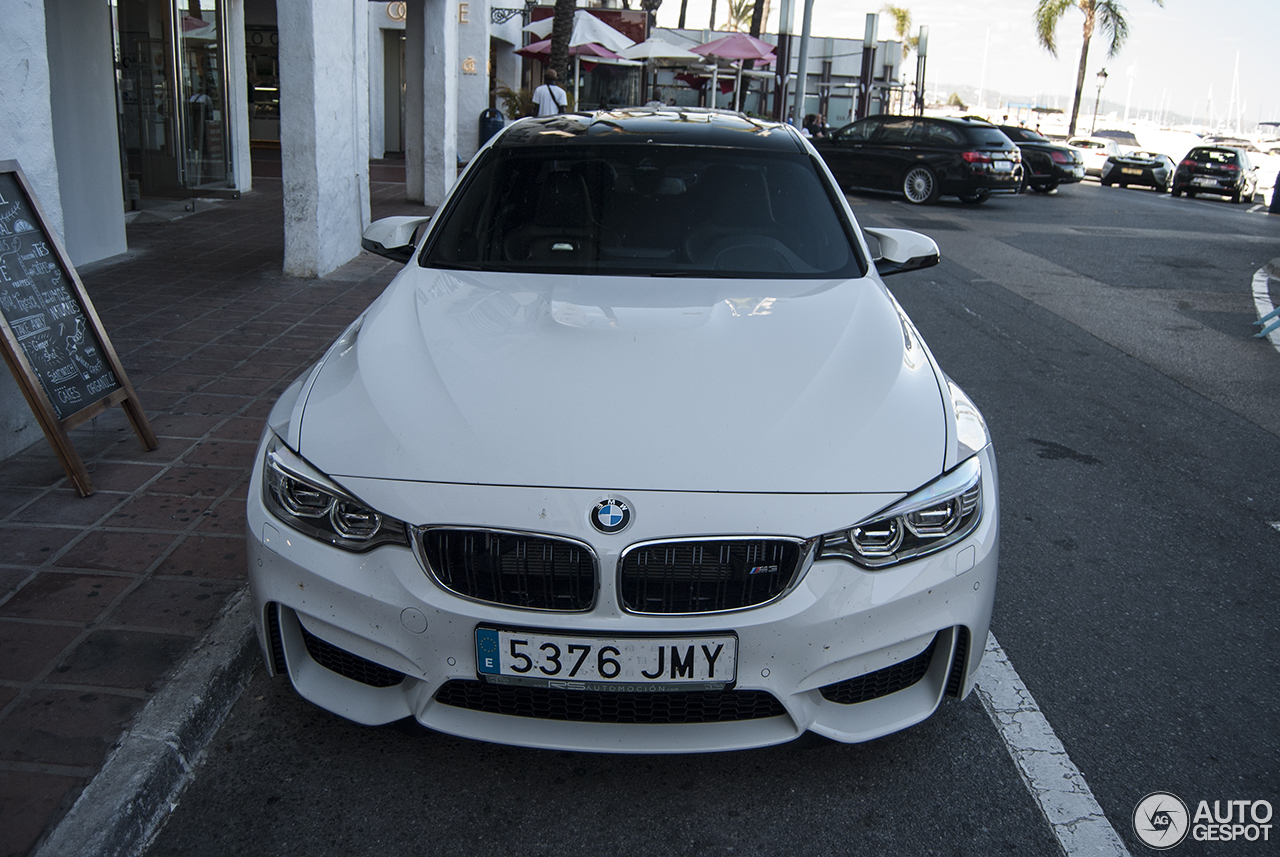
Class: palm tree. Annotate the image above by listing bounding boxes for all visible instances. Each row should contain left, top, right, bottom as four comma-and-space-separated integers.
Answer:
882, 6, 919, 60
548, 0, 575, 83
726, 0, 752, 32
1033, 0, 1163, 137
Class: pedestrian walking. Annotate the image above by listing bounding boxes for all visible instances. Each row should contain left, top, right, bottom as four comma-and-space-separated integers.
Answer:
532, 69, 568, 117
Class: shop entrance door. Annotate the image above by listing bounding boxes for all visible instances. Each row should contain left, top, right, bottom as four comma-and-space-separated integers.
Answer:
115, 0, 233, 202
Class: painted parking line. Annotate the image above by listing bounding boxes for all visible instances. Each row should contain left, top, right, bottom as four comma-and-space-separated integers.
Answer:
976, 632, 1132, 857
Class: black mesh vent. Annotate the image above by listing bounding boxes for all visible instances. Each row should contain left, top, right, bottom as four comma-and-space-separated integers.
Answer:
820, 635, 938, 705
300, 624, 405, 688
434, 680, 786, 723
945, 627, 970, 698
422, 529, 597, 611
266, 602, 288, 675
619, 539, 803, 613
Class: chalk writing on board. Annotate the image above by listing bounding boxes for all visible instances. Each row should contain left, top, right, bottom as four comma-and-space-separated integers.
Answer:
0, 173, 121, 420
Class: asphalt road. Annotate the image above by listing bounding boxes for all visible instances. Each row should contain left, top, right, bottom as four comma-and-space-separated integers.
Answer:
145, 181, 1280, 857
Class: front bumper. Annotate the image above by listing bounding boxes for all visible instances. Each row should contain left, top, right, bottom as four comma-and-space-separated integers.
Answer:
246, 442, 999, 753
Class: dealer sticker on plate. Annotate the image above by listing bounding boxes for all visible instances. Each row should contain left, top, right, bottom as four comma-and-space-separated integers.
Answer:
476, 627, 737, 692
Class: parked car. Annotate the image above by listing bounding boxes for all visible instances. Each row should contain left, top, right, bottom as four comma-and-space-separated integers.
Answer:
1067, 136, 1123, 178
812, 115, 1022, 204
1171, 146, 1259, 203
997, 125, 1085, 193
248, 108, 999, 753
1091, 128, 1141, 152
1100, 150, 1175, 192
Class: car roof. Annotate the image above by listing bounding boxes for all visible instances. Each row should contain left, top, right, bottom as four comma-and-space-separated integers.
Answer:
495, 108, 806, 152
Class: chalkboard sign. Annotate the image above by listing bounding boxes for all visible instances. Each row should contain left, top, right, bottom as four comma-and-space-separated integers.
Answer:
0, 160, 156, 496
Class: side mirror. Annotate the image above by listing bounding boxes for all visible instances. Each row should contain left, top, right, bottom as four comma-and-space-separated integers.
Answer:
863, 227, 940, 277
361, 216, 432, 263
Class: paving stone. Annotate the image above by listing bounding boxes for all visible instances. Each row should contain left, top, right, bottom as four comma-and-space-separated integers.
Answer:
54, 531, 177, 575
0, 689, 145, 768
0, 621, 83, 682
155, 534, 246, 579
149, 466, 246, 498
110, 578, 239, 634
0, 771, 86, 857
0, 526, 79, 566
50, 629, 191, 691
0, 573, 133, 623
11, 490, 127, 527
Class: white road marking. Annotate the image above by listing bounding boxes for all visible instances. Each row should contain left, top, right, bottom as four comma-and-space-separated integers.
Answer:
1270, 521, 1280, 534
976, 632, 1131, 856
1248, 204, 1265, 213
1252, 267, 1280, 354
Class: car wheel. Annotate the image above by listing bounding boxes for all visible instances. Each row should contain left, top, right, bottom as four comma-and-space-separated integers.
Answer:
1171, 187, 1182, 197
1231, 189, 1241, 204
1030, 181, 1056, 194
1155, 183, 1168, 193
958, 189, 990, 204
1119, 183, 1128, 188
1101, 180, 1113, 187
902, 167, 940, 205
1187, 190, 1196, 198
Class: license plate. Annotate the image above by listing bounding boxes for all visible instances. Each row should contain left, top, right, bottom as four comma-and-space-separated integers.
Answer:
1192, 176, 1217, 187
1121, 167, 1143, 176
993, 161, 1013, 172
476, 627, 738, 691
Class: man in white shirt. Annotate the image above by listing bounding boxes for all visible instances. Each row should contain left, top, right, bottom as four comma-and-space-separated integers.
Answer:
532, 69, 568, 116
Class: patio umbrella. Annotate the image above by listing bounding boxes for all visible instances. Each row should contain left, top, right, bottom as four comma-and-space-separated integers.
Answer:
522, 10, 635, 53
619, 38, 703, 105
618, 37, 702, 62
690, 32, 776, 63
690, 34, 776, 111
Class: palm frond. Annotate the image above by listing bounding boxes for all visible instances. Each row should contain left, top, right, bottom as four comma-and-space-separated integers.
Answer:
1033, 0, 1077, 56
1095, 1, 1131, 57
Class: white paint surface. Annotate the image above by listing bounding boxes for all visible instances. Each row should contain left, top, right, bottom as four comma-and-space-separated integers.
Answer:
976, 632, 1131, 857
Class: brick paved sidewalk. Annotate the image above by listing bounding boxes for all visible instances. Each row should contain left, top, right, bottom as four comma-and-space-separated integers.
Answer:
0, 174, 429, 857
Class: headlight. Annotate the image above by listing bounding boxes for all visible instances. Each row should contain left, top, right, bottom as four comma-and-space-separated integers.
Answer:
818, 457, 982, 569
262, 434, 409, 551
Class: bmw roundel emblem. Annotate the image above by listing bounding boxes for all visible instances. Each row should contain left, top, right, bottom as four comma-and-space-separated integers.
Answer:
591, 498, 632, 534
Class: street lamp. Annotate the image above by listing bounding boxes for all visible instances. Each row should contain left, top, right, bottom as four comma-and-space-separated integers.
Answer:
1091, 68, 1108, 135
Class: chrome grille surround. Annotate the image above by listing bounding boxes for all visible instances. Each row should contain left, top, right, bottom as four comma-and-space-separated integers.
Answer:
415, 526, 599, 612
618, 536, 817, 615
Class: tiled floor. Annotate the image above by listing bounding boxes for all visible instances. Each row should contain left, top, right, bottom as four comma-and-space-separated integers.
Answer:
0, 171, 429, 857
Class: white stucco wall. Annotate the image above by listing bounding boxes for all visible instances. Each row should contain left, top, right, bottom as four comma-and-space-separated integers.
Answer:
455, 0, 489, 159
0, 0, 63, 460
369, 2, 407, 159
405, 0, 459, 205
45, 0, 128, 267
278, 0, 371, 277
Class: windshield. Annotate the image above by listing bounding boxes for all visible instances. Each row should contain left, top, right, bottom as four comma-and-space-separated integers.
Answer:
421, 145, 865, 278
965, 128, 1015, 147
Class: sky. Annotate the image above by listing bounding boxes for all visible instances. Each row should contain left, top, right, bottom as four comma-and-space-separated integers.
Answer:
654, 0, 1280, 130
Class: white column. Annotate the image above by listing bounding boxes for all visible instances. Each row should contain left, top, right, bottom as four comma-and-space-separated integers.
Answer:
455, 0, 491, 159
277, 0, 371, 277
0, 0, 62, 459
405, 0, 458, 205
44, 0, 127, 266
1, 0, 64, 240
226, 0, 253, 193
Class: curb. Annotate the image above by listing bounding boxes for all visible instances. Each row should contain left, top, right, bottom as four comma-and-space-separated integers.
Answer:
33, 588, 258, 857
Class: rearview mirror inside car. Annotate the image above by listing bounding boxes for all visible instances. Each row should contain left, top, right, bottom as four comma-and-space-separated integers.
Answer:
862, 227, 940, 277
361, 216, 433, 263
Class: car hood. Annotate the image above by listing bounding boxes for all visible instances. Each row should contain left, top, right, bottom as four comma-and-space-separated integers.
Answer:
296, 267, 947, 494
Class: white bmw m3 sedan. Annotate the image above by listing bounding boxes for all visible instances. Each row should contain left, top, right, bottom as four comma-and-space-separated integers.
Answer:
246, 108, 998, 753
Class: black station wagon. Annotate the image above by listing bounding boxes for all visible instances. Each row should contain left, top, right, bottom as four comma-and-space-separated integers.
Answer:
811, 116, 1023, 205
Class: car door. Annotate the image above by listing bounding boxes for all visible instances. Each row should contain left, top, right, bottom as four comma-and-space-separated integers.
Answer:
865, 117, 922, 190
812, 117, 883, 191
